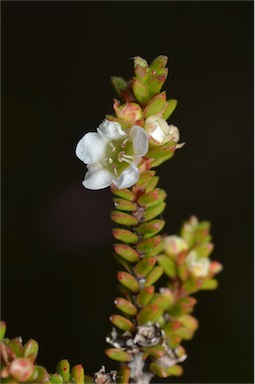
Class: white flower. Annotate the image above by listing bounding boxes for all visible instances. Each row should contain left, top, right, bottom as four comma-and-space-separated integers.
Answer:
185, 250, 210, 278
164, 235, 189, 256
76, 120, 148, 190
144, 115, 183, 147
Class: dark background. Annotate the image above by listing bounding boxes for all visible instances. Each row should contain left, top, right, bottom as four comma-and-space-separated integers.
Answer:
1, 1, 254, 383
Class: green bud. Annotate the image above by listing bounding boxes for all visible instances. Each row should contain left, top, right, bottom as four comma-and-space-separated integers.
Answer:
137, 304, 162, 325
105, 348, 131, 362
114, 297, 137, 316
134, 257, 157, 277
110, 315, 135, 332
117, 271, 140, 293
179, 315, 199, 331
144, 266, 164, 287
136, 286, 155, 307
114, 244, 140, 263
111, 211, 138, 226
162, 99, 178, 120
165, 364, 183, 377
135, 171, 156, 188
112, 228, 138, 244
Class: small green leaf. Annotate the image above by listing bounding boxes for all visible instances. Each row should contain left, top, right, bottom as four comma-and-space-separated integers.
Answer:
111, 211, 138, 226
144, 345, 165, 358
165, 364, 183, 377
31, 366, 49, 383
174, 327, 194, 340
162, 99, 178, 120
137, 188, 166, 207
112, 228, 138, 244
134, 257, 157, 277
151, 153, 175, 167
135, 171, 156, 188
111, 77, 127, 98
114, 244, 140, 263
105, 348, 131, 362
134, 57, 150, 82
145, 202, 166, 221
200, 278, 218, 290
137, 304, 162, 325
169, 297, 197, 318
136, 219, 165, 239
178, 315, 199, 331
150, 55, 168, 74
8, 338, 23, 358
56, 360, 70, 382
145, 176, 159, 193
23, 339, 39, 361
136, 236, 164, 257
71, 364, 84, 384
147, 144, 175, 160
113, 198, 137, 212
117, 271, 140, 293
147, 70, 168, 96
144, 266, 164, 287
136, 286, 155, 307
117, 365, 130, 384
110, 315, 135, 332
143, 92, 167, 118
194, 243, 214, 259
114, 297, 137, 316
150, 293, 172, 311
157, 254, 177, 278
111, 187, 135, 201
0, 321, 6, 342
132, 77, 150, 104
149, 362, 168, 378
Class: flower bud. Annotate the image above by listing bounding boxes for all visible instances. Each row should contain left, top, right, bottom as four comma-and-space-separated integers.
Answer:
185, 251, 210, 278
144, 116, 180, 146
113, 100, 143, 126
164, 235, 188, 256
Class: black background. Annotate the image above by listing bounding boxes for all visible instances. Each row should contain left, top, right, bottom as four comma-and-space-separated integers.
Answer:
1, 1, 254, 383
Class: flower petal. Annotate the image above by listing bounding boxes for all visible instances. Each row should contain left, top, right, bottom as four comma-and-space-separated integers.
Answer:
76, 132, 107, 164
83, 166, 113, 190
129, 125, 148, 156
113, 163, 140, 189
97, 120, 126, 140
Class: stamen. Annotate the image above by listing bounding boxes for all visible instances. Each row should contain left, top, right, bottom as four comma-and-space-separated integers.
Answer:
113, 164, 118, 176
109, 143, 116, 152
121, 138, 129, 148
108, 158, 113, 164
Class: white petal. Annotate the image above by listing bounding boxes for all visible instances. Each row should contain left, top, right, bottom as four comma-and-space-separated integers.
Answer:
113, 163, 139, 189
76, 132, 107, 164
97, 120, 126, 140
82, 166, 113, 190
129, 125, 148, 156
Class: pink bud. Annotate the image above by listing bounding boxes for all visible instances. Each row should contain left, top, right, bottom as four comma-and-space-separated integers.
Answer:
113, 100, 143, 126
9, 358, 34, 381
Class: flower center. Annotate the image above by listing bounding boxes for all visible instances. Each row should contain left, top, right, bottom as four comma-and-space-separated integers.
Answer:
102, 137, 135, 177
